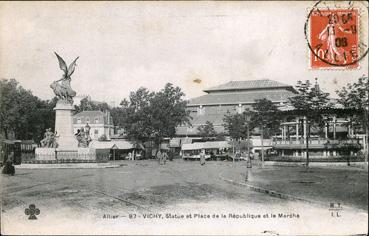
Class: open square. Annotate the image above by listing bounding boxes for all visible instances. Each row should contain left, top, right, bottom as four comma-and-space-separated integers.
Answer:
1, 160, 368, 235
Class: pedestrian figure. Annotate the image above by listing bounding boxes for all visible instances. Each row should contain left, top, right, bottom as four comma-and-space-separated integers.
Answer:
162, 150, 168, 165
210, 151, 215, 161
157, 150, 163, 165
168, 150, 174, 161
127, 152, 132, 161
2, 152, 15, 176
200, 149, 206, 166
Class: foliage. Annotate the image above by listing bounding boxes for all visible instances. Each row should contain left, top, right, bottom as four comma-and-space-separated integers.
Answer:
336, 76, 368, 109
288, 79, 332, 135
0, 79, 55, 142
287, 79, 333, 169
223, 111, 249, 140
336, 75, 368, 131
119, 87, 154, 142
110, 106, 127, 128
149, 83, 191, 145
119, 83, 191, 147
250, 98, 281, 139
197, 121, 216, 140
74, 97, 110, 113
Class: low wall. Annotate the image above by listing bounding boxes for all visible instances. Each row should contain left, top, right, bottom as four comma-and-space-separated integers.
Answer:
32, 147, 107, 163
35, 148, 56, 161
264, 155, 365, 162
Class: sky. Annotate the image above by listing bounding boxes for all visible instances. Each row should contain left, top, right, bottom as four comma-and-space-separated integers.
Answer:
0, 1, 368, 105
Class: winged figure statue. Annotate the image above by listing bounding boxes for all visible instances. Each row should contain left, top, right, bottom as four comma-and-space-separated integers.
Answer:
50, 52, 79, 104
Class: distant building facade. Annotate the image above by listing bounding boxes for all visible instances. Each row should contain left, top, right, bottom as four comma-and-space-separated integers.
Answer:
273, 116, 365, 158
176, 79, 298, 136
73, 111, 114, 140
273, 83, 366, 159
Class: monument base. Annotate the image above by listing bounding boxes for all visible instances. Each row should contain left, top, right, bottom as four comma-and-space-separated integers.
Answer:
34, 148, 98, 163
54, 100, 78, 149
33, 97, 102, 164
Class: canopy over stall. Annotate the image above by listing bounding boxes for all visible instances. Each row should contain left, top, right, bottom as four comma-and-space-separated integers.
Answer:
181, 141, 231, 160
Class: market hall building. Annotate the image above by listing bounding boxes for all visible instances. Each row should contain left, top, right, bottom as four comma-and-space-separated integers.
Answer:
176, 79, 298, 137
173, 79, 298, 154
174, 79, 366, 159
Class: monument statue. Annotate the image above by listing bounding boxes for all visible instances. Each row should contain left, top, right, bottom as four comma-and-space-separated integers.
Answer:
50, 52, 79, 104
84, 123, 92, 145
35, 53, 97, 163
76, 127, 91, 148
40, 128, 58, 148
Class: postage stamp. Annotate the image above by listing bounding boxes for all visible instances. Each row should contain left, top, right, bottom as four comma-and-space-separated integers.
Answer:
309, 8, 359, 69
305, 0, 369, 69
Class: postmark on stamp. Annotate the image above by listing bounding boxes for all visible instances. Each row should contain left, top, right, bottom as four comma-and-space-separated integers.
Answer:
305, 0, 369, 69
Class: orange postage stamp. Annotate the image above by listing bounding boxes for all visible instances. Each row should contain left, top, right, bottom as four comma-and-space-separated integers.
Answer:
309, 8, 359, 69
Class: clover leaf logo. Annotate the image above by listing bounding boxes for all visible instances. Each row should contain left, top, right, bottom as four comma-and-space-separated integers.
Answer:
25, 204, 40, 220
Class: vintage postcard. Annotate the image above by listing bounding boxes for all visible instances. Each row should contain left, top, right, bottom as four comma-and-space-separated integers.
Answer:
0, 1, 368, 235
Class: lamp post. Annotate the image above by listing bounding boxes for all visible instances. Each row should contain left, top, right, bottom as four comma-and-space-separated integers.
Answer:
112, 144, 118, 164
365, 83, 369, 167
245, 114, 252, 182
305, 116, 310, 170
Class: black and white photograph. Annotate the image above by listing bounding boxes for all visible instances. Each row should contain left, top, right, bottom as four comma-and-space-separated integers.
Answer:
0, 1, 368, 235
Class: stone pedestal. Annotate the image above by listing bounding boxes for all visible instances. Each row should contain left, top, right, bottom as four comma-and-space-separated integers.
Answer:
34, 99, 98, 163
54, 100, 78, 150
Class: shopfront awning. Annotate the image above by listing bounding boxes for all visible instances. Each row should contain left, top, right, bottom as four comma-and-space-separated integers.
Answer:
181, 141, 231, 151
90, 140, 142, 150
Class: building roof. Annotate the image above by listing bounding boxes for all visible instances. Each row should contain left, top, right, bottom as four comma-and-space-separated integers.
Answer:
203, 79, 295, 93
191, 113, 226, 125
188, 90, 296, 106
176, 123, 226, 136
74, 110, 105, 117
89, 141, 117, 149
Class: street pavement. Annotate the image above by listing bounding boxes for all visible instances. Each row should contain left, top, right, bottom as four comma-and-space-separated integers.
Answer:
1, 159, 368, 235
223, 162, 368, 211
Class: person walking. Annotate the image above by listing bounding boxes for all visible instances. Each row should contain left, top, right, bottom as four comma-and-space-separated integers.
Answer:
162, 150, 168, 165
157, 150, 162, 165
127, 152, 132, 161
200, 149, 206, 166
2, 152, 15, 176
168, 150, 174, 161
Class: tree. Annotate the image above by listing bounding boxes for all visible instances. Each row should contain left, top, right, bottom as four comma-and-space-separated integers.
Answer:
120, 87, 155, 143
120, 84, 191, 152
223, 111, 252, 158
147, 83, 191, 148
250, 98, 281, 167
223, 112, 249, 141
0, 79, 55, 142
197, 121, 216, 140
110, 106, 127, 128
336, 75, 369, 164
74, 97, 110, 113
0, 79, 21, 139
288, 79, 332, 169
